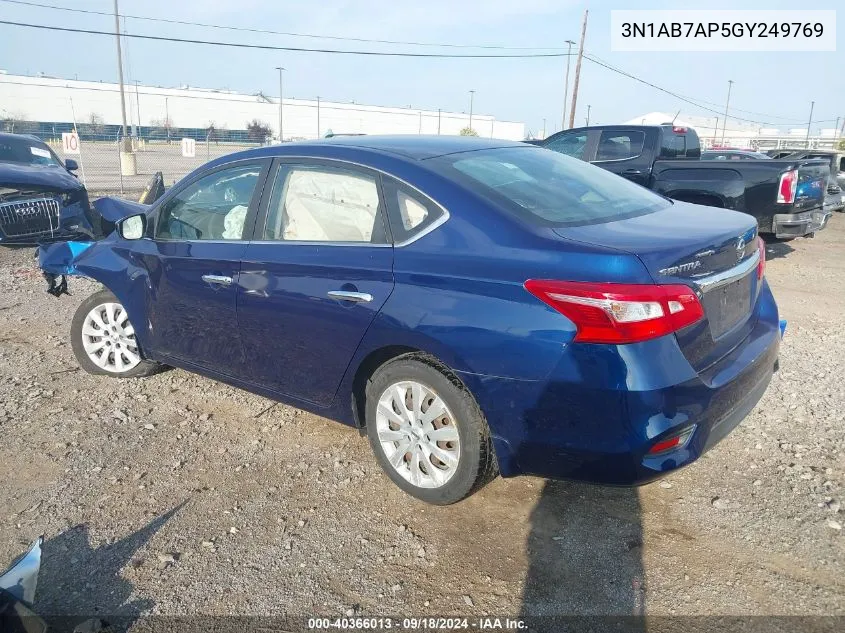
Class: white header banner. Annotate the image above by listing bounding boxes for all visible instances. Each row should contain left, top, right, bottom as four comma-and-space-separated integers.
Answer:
610, 10, 836, 52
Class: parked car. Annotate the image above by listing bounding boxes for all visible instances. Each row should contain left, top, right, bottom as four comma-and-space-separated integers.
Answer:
540, 125, 831, 239
772, 149, 844, 213
39, 136, 782, 504
0, 133, 99, 245
701, 149, 771, 160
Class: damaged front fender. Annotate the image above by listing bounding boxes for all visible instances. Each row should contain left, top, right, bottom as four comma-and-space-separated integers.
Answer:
38, 239, 96, 296
37, 234, 156, 355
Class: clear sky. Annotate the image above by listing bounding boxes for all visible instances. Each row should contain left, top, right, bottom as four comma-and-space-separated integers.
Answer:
0, 0, 841, 137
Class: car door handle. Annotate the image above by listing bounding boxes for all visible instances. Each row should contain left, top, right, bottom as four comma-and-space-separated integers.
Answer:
202, 274, 233, 287
622, 169, 644, 175
327, 290, 373, 303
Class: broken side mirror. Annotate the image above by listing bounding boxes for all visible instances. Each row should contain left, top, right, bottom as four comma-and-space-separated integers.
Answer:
119, 214, 145, 240
64, 158, 79, 172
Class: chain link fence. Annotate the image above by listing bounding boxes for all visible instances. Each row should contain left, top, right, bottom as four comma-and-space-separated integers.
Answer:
39, 133, 262, 199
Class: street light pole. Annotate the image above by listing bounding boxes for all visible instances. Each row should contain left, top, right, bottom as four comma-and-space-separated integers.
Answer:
562, 39, 575, 130
585, 105, 591, 126
316, 96, 321, 138
468, 90, 475, 131
275, 66, 285, 142
720, 79, 733, 147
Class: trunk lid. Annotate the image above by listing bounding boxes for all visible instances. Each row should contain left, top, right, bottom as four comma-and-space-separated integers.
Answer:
554, 201, 760, 372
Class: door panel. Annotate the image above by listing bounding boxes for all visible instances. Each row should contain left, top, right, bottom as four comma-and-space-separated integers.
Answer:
140, 159, 270, 372
238, 245, 393, 405
236, 160, 395, 406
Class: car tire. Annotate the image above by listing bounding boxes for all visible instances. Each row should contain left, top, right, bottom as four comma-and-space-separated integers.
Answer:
365, 353, 498, 505
70, 289, 160, 378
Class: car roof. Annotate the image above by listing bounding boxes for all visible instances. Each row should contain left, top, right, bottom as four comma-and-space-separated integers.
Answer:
221, 135, 529, 163
0, 132, 45, 143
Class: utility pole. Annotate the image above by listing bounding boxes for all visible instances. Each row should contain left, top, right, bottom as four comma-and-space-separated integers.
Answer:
713, 117, 719, 146
165, 96, 170, 143
437, 109, 441, 135
316, 96, 321, 138
585, 105, 591, 126
275, 66, 285, 142
720, 79, 733, 147
568, 10, 588, 130
805, 101, 815, 148
468, 90, 475, 130
113, 1, 130, 152
542, 118, 546, 138
562, 39, 575, 130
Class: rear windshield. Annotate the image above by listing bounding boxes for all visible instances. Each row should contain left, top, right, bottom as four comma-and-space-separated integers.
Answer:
431, 146, 671, 226
0, 137, 61, 167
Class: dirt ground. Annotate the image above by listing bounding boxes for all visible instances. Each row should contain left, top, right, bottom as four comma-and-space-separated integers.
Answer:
0, 214, 843, 629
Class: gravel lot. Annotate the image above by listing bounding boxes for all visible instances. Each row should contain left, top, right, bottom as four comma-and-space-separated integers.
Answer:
0, 215, 843, 628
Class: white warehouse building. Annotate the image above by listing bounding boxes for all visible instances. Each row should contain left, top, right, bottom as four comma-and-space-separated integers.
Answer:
0, 72, 525, 141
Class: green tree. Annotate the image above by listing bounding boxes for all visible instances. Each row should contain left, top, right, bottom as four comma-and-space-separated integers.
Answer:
459, 127, 479, 137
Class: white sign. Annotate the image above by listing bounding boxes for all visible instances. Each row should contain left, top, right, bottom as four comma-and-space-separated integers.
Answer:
181, 137, 196, 158
61, 132, 80, 155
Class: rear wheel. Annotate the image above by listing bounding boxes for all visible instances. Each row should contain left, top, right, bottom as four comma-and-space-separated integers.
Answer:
70, 289, 160, 378
365, 354, 497, 505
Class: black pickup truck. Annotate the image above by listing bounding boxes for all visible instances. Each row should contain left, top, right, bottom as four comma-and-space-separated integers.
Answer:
539, 125, 831, 238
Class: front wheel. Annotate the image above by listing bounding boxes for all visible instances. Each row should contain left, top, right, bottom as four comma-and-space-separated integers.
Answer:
70, 289, 160, 378
365, 354, 498, 505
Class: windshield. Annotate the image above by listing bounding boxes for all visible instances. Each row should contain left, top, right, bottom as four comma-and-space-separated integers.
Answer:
431, 146, 671, 226
0, 137, 61, 167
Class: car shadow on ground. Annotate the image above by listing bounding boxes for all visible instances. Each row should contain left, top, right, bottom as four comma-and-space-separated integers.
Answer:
519, 481, 646, 632
34, 501, 186, 632
764, 239, 795, 261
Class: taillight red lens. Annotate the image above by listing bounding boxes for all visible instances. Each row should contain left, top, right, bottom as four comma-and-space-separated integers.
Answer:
776, 169, 797, 204
757, 237, 765, 280
523, 280, 704, 344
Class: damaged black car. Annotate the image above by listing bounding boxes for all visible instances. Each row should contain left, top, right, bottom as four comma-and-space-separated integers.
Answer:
0, 132, 99, 244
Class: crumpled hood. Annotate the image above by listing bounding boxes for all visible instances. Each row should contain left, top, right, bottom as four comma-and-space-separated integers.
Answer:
0, 162, 82, 193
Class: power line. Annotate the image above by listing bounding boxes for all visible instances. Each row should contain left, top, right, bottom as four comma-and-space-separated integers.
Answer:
583, 53, 817, 123
0, 20, 572, 58
582, 54, 836, 127
0, 0, 567, 51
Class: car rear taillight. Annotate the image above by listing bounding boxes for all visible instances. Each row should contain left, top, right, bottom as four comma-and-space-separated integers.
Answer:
648, 426, 696, 455
776, 169, 798, 204
523, 280, 704, 344
757, 237, 765, 280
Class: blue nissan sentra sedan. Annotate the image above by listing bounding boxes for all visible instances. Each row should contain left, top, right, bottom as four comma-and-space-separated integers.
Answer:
39, 136, 780, 505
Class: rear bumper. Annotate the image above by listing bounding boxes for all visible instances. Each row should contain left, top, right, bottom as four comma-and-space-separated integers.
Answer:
772, 208, 832, 239
459, 282, 781, 484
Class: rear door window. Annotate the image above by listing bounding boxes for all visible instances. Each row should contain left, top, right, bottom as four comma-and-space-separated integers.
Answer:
544, 132, 589, 160
263, 163, 388, 243
595, 131, 645, 161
